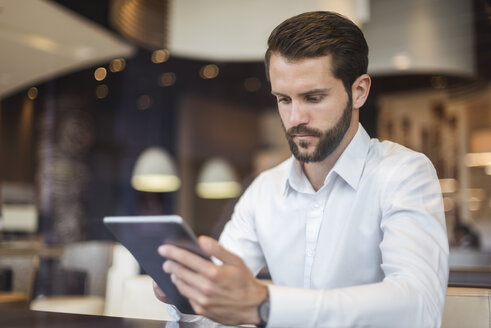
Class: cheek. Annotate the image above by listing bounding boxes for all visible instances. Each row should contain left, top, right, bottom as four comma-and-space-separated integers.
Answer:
277, 108, 290, 128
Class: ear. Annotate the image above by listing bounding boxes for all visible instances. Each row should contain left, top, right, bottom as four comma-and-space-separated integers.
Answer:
351, 74, 371, 109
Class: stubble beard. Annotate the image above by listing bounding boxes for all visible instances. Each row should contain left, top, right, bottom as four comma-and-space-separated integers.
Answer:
283, 98, 353, 163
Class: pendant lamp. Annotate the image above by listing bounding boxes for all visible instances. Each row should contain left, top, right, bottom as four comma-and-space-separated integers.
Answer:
196, 158, 241, 199
131, 147, 181, 192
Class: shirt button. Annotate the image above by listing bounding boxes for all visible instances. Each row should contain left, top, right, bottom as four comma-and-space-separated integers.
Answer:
312, 202, 319, 209
307, 249, 314, 257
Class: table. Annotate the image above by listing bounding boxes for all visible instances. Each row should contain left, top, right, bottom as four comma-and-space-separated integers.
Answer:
0, 305, 244, 328
0, 305, 209, 328
0, 292, 28, 308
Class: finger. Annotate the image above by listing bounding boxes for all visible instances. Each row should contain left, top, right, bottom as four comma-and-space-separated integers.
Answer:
172, 274, 232, 312
159, 244, 216, 274
198, 236, 243, 266
163, 260, 213, 296
152, 280, 171, 304
170, 274, 209, 308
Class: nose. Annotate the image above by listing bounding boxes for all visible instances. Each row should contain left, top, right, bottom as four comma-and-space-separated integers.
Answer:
288, 101, 309, 127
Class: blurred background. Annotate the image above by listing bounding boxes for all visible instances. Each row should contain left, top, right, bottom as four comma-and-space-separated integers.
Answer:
0, 0, 490, 316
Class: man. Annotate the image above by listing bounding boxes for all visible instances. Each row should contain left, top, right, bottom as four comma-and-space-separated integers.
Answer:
155, 11, 449, 327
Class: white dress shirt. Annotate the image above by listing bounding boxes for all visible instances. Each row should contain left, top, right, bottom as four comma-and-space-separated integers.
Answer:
219, 123, 449, 327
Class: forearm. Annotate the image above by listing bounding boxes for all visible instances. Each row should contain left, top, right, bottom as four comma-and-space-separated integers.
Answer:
267, 279, 443, 328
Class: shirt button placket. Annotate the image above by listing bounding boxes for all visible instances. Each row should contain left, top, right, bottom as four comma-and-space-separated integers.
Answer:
304, 196, 322, 288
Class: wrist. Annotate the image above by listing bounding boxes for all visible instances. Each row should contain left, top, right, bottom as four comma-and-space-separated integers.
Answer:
256, 285, 270, 328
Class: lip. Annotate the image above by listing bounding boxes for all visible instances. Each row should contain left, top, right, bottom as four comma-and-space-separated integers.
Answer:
294, 134, 315, 141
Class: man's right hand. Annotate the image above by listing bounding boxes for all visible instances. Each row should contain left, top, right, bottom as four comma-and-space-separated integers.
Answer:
152, 280, 172, 304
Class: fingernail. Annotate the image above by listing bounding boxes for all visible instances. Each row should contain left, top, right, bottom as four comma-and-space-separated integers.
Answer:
163, 261, 170, 273
158, 245, 168, 255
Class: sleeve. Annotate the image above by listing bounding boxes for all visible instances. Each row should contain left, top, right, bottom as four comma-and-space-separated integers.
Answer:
219, 176, 267, 275
266, 154, 449, 328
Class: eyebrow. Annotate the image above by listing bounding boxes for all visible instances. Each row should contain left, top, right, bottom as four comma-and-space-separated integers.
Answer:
271, 88, 330, 97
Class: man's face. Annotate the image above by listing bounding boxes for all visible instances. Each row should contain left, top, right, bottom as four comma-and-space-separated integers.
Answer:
269, 54, 353, 163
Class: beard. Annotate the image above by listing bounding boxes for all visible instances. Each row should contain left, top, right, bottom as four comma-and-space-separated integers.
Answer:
283, 98, 353, 163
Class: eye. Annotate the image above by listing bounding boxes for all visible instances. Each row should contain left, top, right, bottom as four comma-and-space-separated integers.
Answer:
277, 96, 291, 104
306, 95, 324, 103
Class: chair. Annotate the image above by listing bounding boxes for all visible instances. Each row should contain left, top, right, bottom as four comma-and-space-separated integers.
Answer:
119, 275, 171, 320
441, 287, 491, 328
103, 243, 140, 316
29, 259, 104, 315
0, 267, 12, 291
31, 262, 88, 298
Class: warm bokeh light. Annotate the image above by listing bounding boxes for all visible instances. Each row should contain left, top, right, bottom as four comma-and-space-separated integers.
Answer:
27, 87, 38, 100
137, 95, 152, 110
439, 178, 458, 194
96, 84, 109, 99
200, 64, 219, 79
94, 67, 107, 81
244, 77, 261, 92
196, 181, 242, 199
465, 152, 491, 167
443, 197, 455, 212
392, 54, 411, 70
132, 174, 181, 193
469, 198, 482, 212
159, 72, 176, 87
109, 58, 126, 72
151, 49, 170, 64
431, 76, 447, 89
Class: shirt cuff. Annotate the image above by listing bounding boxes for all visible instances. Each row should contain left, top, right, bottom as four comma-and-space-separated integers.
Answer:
165, 304, 222, 327
267, 284, 322, 327
165, 304, 202, 322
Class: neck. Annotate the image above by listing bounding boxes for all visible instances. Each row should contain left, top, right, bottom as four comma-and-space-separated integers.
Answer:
303, 119, 359, 191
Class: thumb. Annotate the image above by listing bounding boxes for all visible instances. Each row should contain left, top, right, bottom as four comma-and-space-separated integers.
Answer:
198, 235, 243, 266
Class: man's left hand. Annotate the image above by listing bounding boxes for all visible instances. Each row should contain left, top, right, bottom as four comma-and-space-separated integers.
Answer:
158, 235, 268, 326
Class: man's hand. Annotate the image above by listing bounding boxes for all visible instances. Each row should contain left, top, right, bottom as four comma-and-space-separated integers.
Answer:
152, 280, 172, 304
158, 236, 268, 326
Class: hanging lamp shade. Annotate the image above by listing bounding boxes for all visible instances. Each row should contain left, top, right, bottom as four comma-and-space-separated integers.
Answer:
196, 158, 242, 199
131, 147, 180, 192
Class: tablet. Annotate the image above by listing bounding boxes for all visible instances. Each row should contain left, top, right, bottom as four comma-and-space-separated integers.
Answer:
103, 215, 209, 314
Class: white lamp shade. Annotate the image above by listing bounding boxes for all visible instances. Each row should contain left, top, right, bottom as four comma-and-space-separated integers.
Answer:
131, 147, 181, 192
196, 158, 242, 199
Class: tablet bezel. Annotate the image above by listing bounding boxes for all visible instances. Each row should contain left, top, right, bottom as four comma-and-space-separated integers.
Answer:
103, 215, 208, 314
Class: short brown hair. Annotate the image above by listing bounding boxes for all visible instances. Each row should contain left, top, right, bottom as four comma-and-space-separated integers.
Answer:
265, 11, 369, 94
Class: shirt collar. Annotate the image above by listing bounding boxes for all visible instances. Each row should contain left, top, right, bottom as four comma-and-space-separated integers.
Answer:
332, 123, 370, 190
283, 123, 370, 195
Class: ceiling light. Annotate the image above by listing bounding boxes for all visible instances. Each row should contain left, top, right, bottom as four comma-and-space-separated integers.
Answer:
244, 77, 261, 92
131, 147, 180, 192
109, 58, 126, 72
196, 158, 241, 199
392, 54, 411, 70
199, 64, 219, 79
159, 72, 176, 87
94, 67, 107, 81
152, 49, 170, 63
27, 87, 38, 100
137, 95, 152, 110
96, 85, 109, 99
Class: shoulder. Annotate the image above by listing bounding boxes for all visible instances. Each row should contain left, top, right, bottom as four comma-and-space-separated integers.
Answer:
363, 139, 438, 197
367, 138, 433, 172
240, 157, 291, 200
